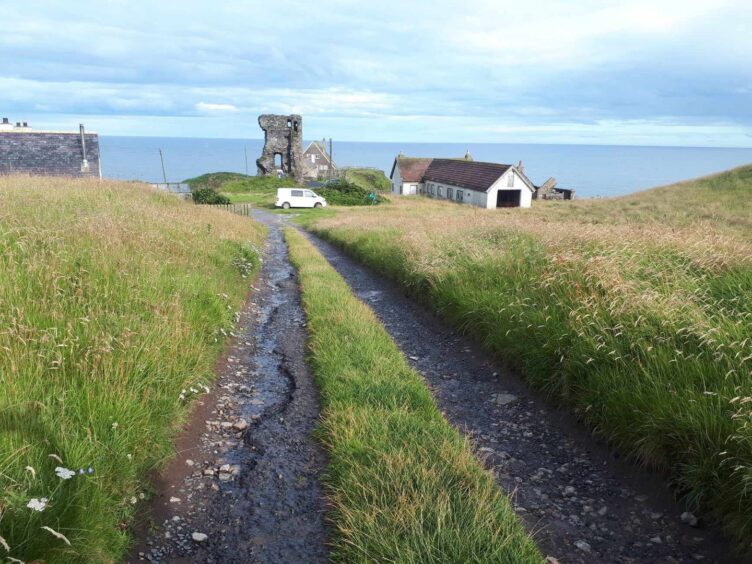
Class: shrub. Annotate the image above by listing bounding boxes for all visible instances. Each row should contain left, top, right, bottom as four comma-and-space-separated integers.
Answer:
192, 187, 231, 205
318, 180, 388, 206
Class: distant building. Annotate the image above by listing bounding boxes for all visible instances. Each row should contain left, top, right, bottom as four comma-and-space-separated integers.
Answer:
390, 154, 536, 208
0, 118, 101, 178
302, 140, 337, 180
533, 177, 575, 200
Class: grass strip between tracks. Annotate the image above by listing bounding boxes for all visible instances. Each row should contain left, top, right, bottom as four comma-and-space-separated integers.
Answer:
285, 227, 542, 563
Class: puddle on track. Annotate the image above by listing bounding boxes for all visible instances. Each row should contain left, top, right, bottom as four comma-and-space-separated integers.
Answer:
130, 218, 327, 564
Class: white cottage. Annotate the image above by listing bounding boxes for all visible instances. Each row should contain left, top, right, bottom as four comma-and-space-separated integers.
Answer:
390, 155, 536, 208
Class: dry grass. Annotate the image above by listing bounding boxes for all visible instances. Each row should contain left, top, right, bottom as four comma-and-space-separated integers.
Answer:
306, 164, 752, 545
0, 176, 265, 562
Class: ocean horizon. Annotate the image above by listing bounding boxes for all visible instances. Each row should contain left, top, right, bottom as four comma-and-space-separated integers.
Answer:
99, 136, 752, 198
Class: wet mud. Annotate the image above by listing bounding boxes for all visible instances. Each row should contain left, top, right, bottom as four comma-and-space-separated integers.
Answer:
129, 217, 327, 563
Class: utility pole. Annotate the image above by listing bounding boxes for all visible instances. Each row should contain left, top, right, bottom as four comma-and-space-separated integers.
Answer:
244, 146, 249, 175
159, 149, 168, 184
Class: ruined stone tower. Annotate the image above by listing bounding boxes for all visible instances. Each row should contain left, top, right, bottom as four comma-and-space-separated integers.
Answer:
256, 114, 303, 182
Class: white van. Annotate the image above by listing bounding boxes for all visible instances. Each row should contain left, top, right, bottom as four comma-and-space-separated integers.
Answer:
275, 188, 328, 209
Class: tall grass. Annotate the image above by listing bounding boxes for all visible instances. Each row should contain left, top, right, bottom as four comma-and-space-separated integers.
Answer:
285, 228, 541, 563
0, 176, 265, 562
307, 165, 752, 545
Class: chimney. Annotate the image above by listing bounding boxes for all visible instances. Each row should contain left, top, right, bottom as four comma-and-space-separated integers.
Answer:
16, 122, 21, 127
22, 122, 28, 128
517, 160, 525, 174
79, 124, 90, 173
2, 118, 8, 125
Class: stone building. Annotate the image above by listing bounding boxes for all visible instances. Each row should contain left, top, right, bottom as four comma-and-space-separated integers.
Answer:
256, 114, 303, 183
0, 118, 101, 178
302, 139, 337, 181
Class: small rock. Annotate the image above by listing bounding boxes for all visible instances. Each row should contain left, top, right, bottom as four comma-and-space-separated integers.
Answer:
493, 393, 518, 406
650, 512, 663, 520
220, 421, 234, 429
169, 497, 181, 503
635, 495, 649, 502
574, 540, 591, 552
233, 420, 248, 431
203, 468, 215, 476
545, 557, 560, 564
564, 486, 576, 497
191, 532, 208, 542
681, 512, 699, 527
185, 459, 194, 467
650, 536, 662, 544
597, 506, 608, 516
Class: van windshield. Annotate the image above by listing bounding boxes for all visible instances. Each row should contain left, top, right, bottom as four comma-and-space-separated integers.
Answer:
304, 190, 316, 197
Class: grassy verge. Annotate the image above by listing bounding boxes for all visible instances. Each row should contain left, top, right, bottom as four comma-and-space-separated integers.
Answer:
306, 165, 752, 545
285, 228, 541, 562
0, 176, 265, 562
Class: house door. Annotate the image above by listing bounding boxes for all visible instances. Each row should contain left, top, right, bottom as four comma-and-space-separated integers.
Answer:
496, 190, 521, 208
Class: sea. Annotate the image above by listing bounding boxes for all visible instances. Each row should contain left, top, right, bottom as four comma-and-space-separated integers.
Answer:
99, 136, 752, 198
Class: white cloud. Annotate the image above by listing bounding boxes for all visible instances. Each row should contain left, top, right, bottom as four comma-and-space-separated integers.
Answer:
196, 102, 238, 113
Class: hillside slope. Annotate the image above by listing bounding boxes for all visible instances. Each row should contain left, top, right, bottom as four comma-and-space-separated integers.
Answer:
306, 164, 752, 546
0, 177, 265, 562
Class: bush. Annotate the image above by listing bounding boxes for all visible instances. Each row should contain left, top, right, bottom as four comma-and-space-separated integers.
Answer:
318, 180, 388, 206
192, 187, 231, 205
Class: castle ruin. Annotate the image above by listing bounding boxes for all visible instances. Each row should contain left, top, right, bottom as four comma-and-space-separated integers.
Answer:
256, 114, 303, 183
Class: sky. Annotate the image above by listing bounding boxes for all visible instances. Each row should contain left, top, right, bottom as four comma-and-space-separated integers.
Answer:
2, 0, 751, 146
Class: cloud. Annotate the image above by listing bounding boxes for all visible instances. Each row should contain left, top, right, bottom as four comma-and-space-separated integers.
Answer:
0, 0, 750, 145
196, 102, 238, 113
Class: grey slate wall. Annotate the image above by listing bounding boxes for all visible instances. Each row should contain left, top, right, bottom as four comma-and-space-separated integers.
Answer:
0, 132, 101, 178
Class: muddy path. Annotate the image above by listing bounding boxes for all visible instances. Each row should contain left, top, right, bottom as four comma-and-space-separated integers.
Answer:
297, 224, 737, 564
129, 216, 327, 563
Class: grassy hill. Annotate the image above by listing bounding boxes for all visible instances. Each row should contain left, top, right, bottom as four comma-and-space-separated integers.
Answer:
305, 164, 752, 545
0, 177, 264, 562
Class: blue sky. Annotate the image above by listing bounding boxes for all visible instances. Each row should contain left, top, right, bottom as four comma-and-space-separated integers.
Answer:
2, 0, 751, 146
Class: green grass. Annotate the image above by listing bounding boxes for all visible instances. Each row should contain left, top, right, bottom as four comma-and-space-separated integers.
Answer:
0, 176, 265, 562
307, 164, 752, 546
340, 168, 391, 192
285, 228, 541, 563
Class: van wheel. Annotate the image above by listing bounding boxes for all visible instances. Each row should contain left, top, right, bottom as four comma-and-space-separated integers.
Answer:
282, 202, 290, 209
314, 202, 322, 208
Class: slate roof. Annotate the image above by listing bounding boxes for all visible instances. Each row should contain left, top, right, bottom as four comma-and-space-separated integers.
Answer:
391, 157, 433, 182
423, 159, 511, 192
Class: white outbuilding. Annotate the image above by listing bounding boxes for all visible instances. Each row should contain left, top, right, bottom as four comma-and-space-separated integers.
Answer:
390, 155, 536, 208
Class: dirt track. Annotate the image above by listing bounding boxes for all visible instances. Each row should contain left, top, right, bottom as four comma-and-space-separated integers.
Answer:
130, 215, 327, 563
300, 225, 736, 564
131, 209, 737, 563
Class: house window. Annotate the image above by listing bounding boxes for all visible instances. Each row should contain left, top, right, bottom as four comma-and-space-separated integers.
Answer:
447, 187, 453, 199
456, 190, 463, 202
438, 186, 443, 197
507, 173, 514, 187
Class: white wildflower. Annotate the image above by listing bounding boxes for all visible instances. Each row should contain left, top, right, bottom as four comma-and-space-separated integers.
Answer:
111, 422, 119, 430
127, 454, 133, 461
130, 496, 138, 505
24, 466, 36, 479
55, 467, 76, 480
41, 526, 71, 546
27, 498, 48, 512
190, 387, 198, 394
202, 385, 210, 394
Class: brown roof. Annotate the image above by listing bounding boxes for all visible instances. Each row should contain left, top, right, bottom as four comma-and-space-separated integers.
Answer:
423, 159, 511, 192
391, 156, 433, 182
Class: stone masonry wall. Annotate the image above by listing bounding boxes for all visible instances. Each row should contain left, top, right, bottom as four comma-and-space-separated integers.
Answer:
0, 132, 101, 178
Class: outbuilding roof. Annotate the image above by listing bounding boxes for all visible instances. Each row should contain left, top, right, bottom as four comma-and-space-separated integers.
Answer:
423, 159, 512, 192
391, 156, 433, 182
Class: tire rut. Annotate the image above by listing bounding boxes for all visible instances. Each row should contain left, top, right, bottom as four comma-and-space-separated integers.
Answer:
295, 223, 738, 564
130, 218, 327, 564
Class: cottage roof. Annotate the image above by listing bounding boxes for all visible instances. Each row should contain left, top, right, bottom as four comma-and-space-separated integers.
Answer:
303, 141, 335, 166
423, 159, 512, 192
391, 156, 433, 182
